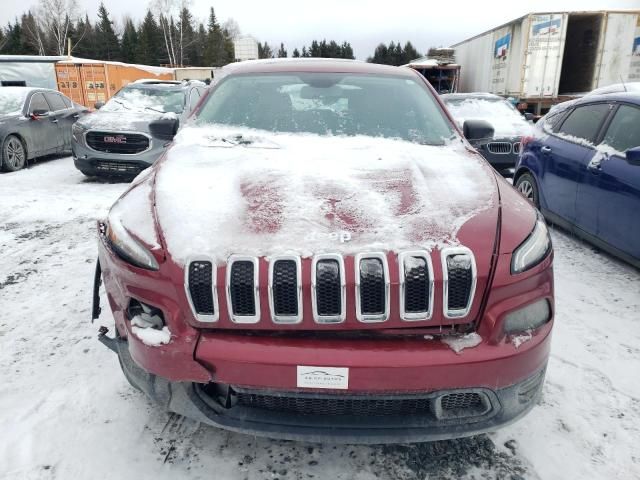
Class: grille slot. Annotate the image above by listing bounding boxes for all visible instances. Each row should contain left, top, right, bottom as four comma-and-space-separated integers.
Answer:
512, 142, 521, 154
269, 257, 301, 323
236, 392, 433, 417
355, 253, 389, 322
86, 131, 150, 154
486, 141, 512, 154
95, 160, 146, 175
227, 257, 260, 323
185, 258, 218, 322
399, 251, 433, 321
442, 247, 476, 318
312, 255, 345, 323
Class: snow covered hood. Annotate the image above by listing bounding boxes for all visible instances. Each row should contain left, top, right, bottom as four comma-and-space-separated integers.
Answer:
77, 111, 163, 132
153, 126, 499, 265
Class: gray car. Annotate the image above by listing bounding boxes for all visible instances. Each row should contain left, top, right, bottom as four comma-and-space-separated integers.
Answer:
441, 93, 533, 174
72, 80, 207, 178
0, 87, 88, 172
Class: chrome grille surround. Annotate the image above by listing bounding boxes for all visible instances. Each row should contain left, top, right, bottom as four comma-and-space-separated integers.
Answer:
441, 246, 477, 319
486, 141, 512, 154
398, 250, 434, 321
512, 142, 521, 154
226, 255, 260, 324
268, 255, 302, 324
355, 252, 390, 323
311, 253, 346, 324
184, 255, 219, 323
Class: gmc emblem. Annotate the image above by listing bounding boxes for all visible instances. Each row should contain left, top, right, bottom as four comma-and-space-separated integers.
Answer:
103, 135, 127, 144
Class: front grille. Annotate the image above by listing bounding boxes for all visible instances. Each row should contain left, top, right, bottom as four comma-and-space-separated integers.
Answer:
486, 141, 512, 154
188, 261, 214, 315
236, 392, 432, 417
357, 255, 388, 320
86, 131, 150, 154
95, 160, 145, 174
512, 142, 521, 154
441, 392, 482, 411
272, 260, 298, 316
404, 257, 429, 313
229, 260, 256, 317
443, 248, 476, 318
315, 259, 342, 318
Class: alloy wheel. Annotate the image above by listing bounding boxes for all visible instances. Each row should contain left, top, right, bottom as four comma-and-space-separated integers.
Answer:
5, 137, 25, 170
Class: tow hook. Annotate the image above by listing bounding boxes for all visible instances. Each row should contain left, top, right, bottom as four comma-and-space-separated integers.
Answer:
98, 325, 118, 353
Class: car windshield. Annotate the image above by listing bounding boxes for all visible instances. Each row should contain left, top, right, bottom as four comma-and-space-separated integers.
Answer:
444, 97, 531, 137
195, 73, 455, 145
102, 86, 184, 114
0, 89, 27, 115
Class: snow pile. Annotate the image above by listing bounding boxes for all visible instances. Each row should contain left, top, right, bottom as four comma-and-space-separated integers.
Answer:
131, 320, 171, 347
154, 125, 497, 264
441, 332, 482, 354
587, 143, 625, 170
445, 98, 532, 138
510, 331, 532, 349
79, 111, 161, 130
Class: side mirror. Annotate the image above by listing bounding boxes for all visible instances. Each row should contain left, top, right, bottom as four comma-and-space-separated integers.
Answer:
94, 102, 104, 110
149, 118, 179, 141
463, 119, 494, 141
626, 146, 640, 165
30, 109, 49, 119
524, 112, 535, 121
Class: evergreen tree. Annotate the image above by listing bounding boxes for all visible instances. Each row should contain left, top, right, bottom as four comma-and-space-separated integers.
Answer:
258, 41, 273, 59
368, 41, 421, 65
69, 15, 96, 58
178, 6, 196, 66
137, 10, 161, 65
19, 12, 43, 55
120, 18, 138, 63
402, 41, 420, 62
292, 48, 300, 58
3, 22, 24, 54
192, 22, 207, 66
0, 28, 5, 52
277, 42, 287, 58
95, 3, 120, 61
301, 46, 308, 57
204, 7, 229, 67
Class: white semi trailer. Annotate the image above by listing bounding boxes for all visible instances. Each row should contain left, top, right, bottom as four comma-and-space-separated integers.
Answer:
452, 10, 640, 113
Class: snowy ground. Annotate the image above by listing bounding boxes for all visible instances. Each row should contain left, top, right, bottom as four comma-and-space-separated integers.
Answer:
1, 156, 639, 480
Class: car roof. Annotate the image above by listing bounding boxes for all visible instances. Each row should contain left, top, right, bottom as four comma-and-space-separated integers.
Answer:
0, 86, 59, 94
441, 92, 504, 102
221, 58, 416, 78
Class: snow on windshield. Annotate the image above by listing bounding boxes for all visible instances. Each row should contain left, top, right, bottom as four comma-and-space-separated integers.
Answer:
102, 86, 184, 114
445, 98, 532, 137
0, 90, 27, 115
154, 125, 497, 265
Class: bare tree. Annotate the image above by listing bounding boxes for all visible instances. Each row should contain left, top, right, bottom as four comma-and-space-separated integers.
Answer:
222, 18, 240, 40
36, 0, 80, 55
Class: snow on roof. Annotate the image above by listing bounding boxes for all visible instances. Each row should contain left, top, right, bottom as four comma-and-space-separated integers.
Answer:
404, 56, 459, 68
0, 55, 66, 63
57, 56, 174, 75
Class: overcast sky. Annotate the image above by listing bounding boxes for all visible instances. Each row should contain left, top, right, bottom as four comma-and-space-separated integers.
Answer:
2, 0, 639, 59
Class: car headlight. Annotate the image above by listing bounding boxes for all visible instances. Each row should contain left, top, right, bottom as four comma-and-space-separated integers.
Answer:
106, 215, 159, 270
72, 123, 86, 143
504, 299, 551, 333
511, 214, 551, 274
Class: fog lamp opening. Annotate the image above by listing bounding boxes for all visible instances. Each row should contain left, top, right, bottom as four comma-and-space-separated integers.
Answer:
503, 299, 550, 334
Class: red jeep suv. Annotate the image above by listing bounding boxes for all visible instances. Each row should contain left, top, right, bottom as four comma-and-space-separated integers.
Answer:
94, 59, 554, 443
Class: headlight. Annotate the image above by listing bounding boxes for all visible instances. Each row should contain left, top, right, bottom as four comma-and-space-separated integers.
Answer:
106, 215, 159, 270
511, 214, 551, 274
504, 299, 551, 333
72, 123, 86, 143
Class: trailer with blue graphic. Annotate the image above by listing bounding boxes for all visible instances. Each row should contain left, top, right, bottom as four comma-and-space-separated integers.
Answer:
452, 10, 640, 114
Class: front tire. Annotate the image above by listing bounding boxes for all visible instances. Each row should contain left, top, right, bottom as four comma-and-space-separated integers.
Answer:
515, 172, 540, 209
2, 135, 27, 172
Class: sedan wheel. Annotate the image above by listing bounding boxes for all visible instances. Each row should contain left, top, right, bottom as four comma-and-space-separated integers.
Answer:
2, 136, 26, 172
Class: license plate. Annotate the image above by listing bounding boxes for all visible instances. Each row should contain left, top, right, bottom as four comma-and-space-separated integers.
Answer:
297, 366, 349, 389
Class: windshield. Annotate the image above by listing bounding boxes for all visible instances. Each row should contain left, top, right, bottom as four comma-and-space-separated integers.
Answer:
196, 73, 455, 145
444, 97, 531, 137
0, 90, 27, 115
102, 86, 185, 114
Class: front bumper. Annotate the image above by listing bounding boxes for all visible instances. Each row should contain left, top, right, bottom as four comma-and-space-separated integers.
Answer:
72, 141, 165, 177
110, 332, 546, 443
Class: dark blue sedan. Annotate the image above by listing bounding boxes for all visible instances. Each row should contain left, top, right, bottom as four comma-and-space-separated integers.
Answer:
514, 92, 640, 268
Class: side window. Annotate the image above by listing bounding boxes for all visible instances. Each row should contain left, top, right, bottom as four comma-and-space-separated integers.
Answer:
61, 95, 72, 108
541, 108, 566, 133
44, 93, 67, 111
602, 104, 640, 154
557, 103, 610, 143
188, 89, 201, 111
29, 93, 51, 113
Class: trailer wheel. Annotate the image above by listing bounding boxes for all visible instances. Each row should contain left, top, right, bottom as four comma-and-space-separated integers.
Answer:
515, 172, 540, 209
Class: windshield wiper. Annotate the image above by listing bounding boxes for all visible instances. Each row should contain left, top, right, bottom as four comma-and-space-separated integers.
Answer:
144, 106, 166, 114
221, 134, 254, 146
112, 99, 130, 110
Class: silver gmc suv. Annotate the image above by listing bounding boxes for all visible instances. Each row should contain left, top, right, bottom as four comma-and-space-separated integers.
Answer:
72, 80, 207, 179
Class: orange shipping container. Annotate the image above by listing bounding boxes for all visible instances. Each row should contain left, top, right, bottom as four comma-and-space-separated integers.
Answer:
55, 59, 174, 108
